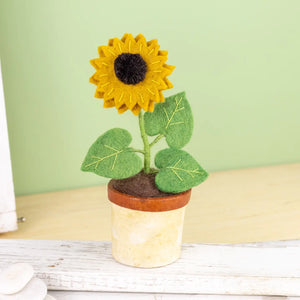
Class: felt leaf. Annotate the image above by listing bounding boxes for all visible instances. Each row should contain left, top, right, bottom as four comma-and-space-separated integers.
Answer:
155, 148, 208, 193
144, 91, 193, 149
81, 128, 142, 179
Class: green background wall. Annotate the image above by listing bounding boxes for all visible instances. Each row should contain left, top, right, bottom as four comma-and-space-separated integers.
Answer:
0, 0, 299, 196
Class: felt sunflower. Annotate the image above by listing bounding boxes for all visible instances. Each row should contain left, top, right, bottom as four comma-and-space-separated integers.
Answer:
89, 33, 175, 115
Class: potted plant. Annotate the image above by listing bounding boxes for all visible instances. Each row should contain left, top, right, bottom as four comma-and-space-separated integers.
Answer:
81, 33, 208, 268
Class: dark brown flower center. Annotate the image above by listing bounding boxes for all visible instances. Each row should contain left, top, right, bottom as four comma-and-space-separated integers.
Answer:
114, 53, 147, 85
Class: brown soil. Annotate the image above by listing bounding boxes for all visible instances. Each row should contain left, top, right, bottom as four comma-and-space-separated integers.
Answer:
112, 171, 175, 198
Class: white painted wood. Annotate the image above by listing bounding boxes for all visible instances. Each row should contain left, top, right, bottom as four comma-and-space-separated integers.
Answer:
0, 62, 17, 233
49, 291, 298, 299
0, 240, 300, 296
233, 240, 300, 247
45, 295, 57, 300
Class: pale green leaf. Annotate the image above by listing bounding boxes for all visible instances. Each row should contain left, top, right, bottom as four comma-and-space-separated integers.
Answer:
81, 128, 142, 179
144, 91, 193, 149
155, 148, 208, 193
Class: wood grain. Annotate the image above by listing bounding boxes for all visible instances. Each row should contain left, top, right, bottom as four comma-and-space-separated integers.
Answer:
0, 163, 300, 243
49, 291, 300, 299
0, 239, 300, 296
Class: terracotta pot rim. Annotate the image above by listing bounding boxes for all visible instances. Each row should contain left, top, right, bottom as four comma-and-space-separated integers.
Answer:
107, 180, 191, 212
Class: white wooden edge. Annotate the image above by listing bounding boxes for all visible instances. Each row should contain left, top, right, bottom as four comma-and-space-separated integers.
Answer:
0, 61, 17, 233
0, 240, 300, 296
49, 291, 300, 299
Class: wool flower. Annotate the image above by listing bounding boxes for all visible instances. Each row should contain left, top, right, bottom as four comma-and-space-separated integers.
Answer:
89, 33, 175, 115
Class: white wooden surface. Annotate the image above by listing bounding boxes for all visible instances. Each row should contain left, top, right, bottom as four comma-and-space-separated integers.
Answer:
48, 291, 300, 299
0, 62, 17, 233
0, 240, 300, 297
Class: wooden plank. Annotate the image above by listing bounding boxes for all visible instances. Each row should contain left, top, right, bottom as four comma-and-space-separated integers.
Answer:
49, 291, 299, 299
1, 163, 300, 243
0, 240, 300, 296
0, 61, 17, 233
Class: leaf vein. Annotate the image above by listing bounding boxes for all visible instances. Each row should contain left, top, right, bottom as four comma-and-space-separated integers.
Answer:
167, 159, 203, 179
171, 169, 183, 181
104, 144, 119, 152
170, 121, 184, 126
165, 96, 184, 130
163, 107, 170, 121
85, 149, 124, 170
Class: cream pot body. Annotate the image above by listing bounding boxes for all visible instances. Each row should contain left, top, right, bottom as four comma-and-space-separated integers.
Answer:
108, 181, 191, 268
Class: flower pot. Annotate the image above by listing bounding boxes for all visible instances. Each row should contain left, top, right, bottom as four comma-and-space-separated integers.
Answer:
107, 180, 191, 268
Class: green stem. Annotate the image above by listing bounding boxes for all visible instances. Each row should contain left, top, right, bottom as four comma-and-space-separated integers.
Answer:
130, 148, 145, 154
149, 134, 164, 148
138, 111, 151, 173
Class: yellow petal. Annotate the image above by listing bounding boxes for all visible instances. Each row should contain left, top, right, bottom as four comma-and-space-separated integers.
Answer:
147, 41, 160, 56
163, 77, 173, 89
97, 46, 105, 58
98, 46, 117, 58
103, 99, 115, 108
135, 33, 147, 45
163, 64, 176, 75
158, 91, 165, 103
125, 93, 138, 110
118, 104, 128, 114
148, 100, 155, 112
147, 39, 158, 47
112, 38, 124, 54
158, 50, 168, 56
114, 90, 125, 109
123, 33, 136, 53
134, 34, 148, 56
94, 90, 104, 98
89, 73, 99, 85
137, 92, 149, 111
154, 88, 161, 103
153, 78, 167, 90
146, 87, 156, 97
148, 56, 168, 70
97, 80, 112, 93
108, 38, 114, 46
104, 88, 115, 101
121, 33, 129, 42
91, 57, 112, 70
131, 104, 141, 116
90, 59, 101, 70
